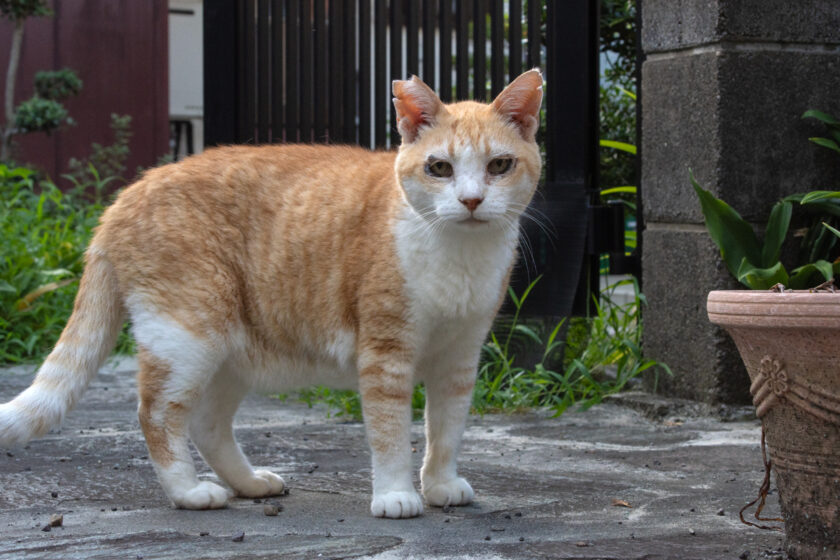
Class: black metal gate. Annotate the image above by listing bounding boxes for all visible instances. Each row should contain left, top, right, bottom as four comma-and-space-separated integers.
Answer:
203, 0, 600, 318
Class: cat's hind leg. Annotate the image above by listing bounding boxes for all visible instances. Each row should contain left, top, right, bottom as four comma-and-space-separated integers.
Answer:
132, 305, 231, 510
189, 366, 285, 498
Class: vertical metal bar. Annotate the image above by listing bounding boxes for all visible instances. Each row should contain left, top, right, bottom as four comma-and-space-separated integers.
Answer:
286, 0, 300, 141
374, 0, 387, 147
344, 0, 357, 143
257, 0, 270, 142
203, 0, 239, 145
359, 0, 371, 148
314, 0, 327, 141
300, 0, 313, 142
509, 0, 522, 78
537, 0, 600, 317
406, 0, 419, 76
527, 0, 540, 70
455, 0, 469, 99
329, 0, 344, 142
389, 0, 402, 144
422, 0, 435, 87
271, 0, 284, 142
489, 0, 503, 97
242, 0, 256, 141
473, 0, 486, 101
439, 0, 452, 102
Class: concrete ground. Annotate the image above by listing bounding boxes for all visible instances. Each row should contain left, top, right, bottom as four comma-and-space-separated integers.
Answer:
0, 358, 786, 559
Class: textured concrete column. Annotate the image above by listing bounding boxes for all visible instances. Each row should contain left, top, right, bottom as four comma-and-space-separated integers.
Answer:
640, 1, 840, 403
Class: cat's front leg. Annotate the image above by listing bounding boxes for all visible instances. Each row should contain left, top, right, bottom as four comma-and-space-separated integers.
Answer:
420, 352, 479, 509
358, 353, 422, 518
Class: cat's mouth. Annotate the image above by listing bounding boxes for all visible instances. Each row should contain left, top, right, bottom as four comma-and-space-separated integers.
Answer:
458, 217, 489, 226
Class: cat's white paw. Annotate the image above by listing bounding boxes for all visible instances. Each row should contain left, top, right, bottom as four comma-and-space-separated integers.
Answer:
422, 477, 474, 507
370, 490, 424, 518
173, 481, 232, 510
234, 470, 286, 498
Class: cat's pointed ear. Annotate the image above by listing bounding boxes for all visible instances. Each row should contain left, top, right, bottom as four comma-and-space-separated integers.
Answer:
393, 76, 444, 143
492, 69, 544, 140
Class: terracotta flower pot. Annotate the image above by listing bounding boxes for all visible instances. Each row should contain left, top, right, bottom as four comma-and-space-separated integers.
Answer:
707, 290, 840, 560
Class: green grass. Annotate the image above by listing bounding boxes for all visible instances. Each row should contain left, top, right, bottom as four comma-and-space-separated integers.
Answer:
0, 164, 133, 363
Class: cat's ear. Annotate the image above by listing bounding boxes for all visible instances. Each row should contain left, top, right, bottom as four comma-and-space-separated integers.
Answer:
492, 69, 543, 141
393, 76, 444, 143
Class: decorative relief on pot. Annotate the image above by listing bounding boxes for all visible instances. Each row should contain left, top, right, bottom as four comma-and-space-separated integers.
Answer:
750, 354, 840, 426
750, 356, 790, 418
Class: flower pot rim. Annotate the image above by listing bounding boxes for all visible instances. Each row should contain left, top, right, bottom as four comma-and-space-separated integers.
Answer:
707, 289, 840, 328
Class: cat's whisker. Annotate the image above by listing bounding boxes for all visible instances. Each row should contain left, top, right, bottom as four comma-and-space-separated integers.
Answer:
513, 219, 539, 283
519, 212, 557, 245
507, 203, 557, 241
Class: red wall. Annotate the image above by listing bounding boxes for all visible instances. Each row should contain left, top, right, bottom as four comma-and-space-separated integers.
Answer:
0, 0, 168, 183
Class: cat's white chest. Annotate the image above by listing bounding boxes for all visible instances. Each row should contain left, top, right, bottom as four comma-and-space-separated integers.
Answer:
393, 213, 516, 323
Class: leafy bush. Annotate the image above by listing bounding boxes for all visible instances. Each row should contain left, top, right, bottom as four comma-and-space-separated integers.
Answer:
599, 0, 635, 87
34, 68, 83, 101
13, 97, 70, 134
67, 113, 133, 192
0, 0, 50, 21
0, 164, 132, 363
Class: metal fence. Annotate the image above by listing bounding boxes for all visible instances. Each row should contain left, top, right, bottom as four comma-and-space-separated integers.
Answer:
204, 0, 601, 318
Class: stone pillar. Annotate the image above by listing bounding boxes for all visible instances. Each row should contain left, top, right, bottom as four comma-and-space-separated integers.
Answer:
640, 1, 840, 404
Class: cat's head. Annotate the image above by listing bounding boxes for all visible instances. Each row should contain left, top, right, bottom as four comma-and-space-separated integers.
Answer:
393, 69, 543, 233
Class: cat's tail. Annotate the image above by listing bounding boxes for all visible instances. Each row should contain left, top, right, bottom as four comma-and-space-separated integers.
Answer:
0, 249, 124, 446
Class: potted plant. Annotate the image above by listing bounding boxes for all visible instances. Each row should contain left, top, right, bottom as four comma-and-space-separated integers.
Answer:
698, 110, 840, 560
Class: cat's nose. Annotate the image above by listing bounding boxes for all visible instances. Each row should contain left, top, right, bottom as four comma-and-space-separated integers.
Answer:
459, 197, 484, 212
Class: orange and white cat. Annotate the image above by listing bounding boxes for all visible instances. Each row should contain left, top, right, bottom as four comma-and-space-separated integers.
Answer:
0, 70, 543, 518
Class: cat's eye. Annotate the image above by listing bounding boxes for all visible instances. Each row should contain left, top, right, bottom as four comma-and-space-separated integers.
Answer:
426, 160, 453, 178
487, 157, 514, 176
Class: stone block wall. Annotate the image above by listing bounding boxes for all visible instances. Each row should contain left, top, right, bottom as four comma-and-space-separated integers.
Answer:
640, 0, 840, 403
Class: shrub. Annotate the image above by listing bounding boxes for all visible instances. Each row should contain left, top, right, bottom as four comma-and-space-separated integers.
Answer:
34, 68, 83, 101
13, 97, 70, 134
0, 164, 132, 363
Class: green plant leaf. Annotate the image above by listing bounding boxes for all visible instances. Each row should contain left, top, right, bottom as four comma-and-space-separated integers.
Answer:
599, 139, 637, 155
691, 173, 762, 279
517, 274, 542, 306
808, 137, 840, 154
788, 261, 833, 289
600, 185, 636, 196
513, 324, 543, 346
823, 222, 840, 239
802, 109, 840, 126
507, 286, 520, 309
544, 319, 567, 349
736, 259, 789, 290
760, 201, 792, 267
800, 191, 840, 204
40, 268, 75, 278
618, 87, 636, 101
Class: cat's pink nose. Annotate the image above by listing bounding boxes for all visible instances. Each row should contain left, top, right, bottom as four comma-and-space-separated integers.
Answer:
459, 197, 483, 212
